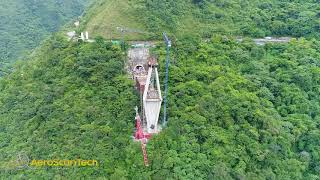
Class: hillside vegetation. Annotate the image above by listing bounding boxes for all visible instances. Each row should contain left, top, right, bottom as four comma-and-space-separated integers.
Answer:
0, 0, 90, 67
1, 0, 320, 179
151, 36, 320, 179
2, 35, 320, 179
83, 0, 320, 40
0, 36, 139, 178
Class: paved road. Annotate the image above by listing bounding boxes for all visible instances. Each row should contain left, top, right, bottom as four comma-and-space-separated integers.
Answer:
237, 37, 292, 45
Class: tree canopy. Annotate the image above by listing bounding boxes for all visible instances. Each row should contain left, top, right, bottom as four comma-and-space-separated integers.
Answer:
0, 0, 89, 69
1, 0, 320, 179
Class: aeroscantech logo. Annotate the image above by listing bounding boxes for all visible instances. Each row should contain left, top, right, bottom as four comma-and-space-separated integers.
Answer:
1, 152, 99, 171
30, 159, 99, 167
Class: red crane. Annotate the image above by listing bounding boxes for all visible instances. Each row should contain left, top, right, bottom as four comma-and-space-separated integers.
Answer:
141, 143, 149, 167
134, 106, 151, 167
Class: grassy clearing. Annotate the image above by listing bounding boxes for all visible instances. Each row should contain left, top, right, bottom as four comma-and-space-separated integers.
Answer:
80, 0, 209, 41
82, 0, 148, 40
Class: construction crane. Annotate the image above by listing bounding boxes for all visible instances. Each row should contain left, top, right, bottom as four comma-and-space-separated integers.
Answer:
134, 106, 150, 167
162, 32, 171, 126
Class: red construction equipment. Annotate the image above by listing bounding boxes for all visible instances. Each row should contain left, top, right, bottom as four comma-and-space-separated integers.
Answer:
134, 113, 144, 140
141, 143, 149, 167
134, 107, 152, 141
134, 107, 151, 167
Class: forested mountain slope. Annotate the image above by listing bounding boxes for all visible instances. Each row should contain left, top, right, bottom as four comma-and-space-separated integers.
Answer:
1, 0, 320, 179
0, 0, 90, 67
1, 35, 320, 179
0, 36, 139, 178
83, 0, 320, 40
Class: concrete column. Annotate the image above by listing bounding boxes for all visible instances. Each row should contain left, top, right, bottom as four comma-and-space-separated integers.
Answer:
80, 32, 85, 41
85, 31, 89, 40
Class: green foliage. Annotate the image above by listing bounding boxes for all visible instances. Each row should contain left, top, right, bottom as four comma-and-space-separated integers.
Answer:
2, 34, 320, 179
84, 0, 320, 40
0, 0, 89, 66
0, 36, 140, 178
139, 36, 320, 179
1, 0, 320, 179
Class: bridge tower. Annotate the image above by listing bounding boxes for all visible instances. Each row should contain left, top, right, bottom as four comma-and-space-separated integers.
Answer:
143, 57, 162, 134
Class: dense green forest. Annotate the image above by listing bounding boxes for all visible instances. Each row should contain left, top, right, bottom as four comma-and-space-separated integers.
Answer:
141, 0, 320, 38
0, 0, 89, 68
1, 0, 320, 179
153, 36, 320, 179
1, 34, 320, 179
0, 35, 139, 178
83, 0, 320, 40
